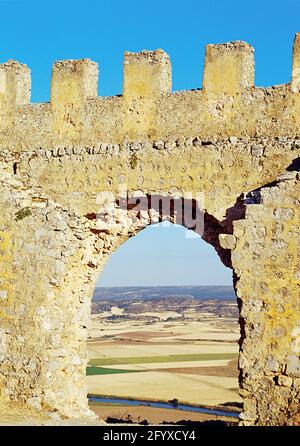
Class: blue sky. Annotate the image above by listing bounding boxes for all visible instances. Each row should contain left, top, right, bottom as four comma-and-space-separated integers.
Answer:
98, 223, 232, 286
1, 0, 298, 286
1, 0, 299, 101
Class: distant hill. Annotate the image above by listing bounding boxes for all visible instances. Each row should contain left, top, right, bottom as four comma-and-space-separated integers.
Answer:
93, 286, 236, 302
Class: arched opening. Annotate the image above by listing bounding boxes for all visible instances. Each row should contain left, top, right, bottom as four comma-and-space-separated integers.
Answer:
87, 221, 242, 425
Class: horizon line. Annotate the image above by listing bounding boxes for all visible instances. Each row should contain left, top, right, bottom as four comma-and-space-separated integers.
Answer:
95, 284, 234, 288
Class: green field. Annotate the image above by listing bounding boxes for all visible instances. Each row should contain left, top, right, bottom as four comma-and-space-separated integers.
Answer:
86, 366, 142, 376
88, 352, 237, 367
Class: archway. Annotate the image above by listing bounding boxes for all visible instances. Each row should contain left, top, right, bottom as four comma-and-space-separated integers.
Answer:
0, 152, 299, 426
71, 189, 244, 418
87, 220, 241, 424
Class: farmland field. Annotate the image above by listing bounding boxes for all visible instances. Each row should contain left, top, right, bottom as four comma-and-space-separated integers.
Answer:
87, 297, 241, 423
86, 366, 142, 376
88, 352, 237, 367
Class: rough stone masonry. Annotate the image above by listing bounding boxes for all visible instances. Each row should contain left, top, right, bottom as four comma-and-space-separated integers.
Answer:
0, 35, 299, 425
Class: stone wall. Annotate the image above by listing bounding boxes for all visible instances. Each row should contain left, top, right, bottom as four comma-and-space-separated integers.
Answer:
228, 171, 300, 425
0, 35, 299, 425
0, 37, 300, 149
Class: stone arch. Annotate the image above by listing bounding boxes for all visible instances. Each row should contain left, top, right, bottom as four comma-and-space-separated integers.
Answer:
73, 190, 241, 412
0, 158, 299, 425
1, 36, 300, 425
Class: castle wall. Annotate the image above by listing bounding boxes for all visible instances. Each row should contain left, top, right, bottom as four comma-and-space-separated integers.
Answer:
0, 35, 299, 424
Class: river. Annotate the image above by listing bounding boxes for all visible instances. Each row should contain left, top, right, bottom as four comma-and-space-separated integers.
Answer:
89, 396, 240, 419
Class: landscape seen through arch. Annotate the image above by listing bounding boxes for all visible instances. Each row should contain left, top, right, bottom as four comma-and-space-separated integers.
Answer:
87, 223, 241, 425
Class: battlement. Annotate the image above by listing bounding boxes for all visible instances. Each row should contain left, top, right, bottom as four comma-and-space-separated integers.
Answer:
0, 35, 299, 151
0, 60, 30, 106
123, 49, 171, 99
292, 33, 300, 93
51, 59, 98, 106
203, 40, 254, 93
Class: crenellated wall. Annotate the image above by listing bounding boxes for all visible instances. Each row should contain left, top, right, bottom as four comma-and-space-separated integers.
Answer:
0, 36, 300, 150
0, 36, 299, 425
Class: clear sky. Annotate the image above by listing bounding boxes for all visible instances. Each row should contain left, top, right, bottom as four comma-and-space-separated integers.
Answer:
1, 0, 299, 101
1, 0, 298, 286
98, 223, 233, 287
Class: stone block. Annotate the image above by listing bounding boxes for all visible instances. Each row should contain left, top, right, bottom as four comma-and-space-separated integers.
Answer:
123, 49, 171, 99
203, 41, 254, 93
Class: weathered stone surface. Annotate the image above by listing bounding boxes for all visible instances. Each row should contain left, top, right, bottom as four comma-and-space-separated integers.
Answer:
219, 234, 236, 250
233, 172, 300, 425
277, 375, 293, 387
286, 355, 300, 377
0, 37, 299, 425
